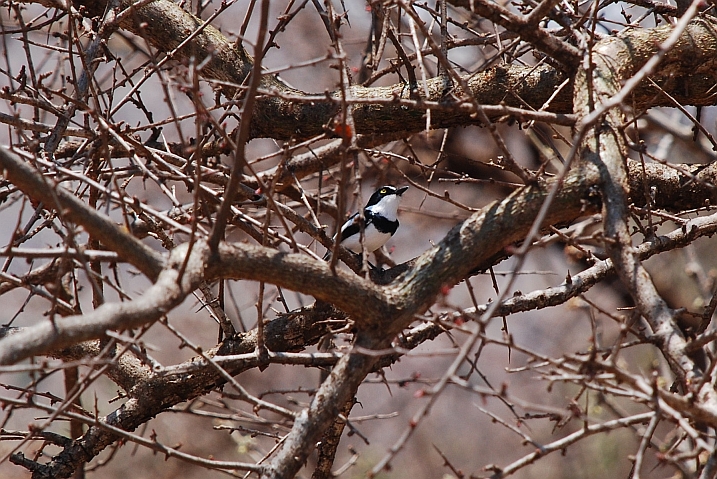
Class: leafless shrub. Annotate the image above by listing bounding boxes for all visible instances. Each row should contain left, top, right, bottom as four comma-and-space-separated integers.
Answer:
1, 0, 717, 478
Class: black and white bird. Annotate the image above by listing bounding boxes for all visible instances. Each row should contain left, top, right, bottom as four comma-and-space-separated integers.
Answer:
325, 185, 408, 259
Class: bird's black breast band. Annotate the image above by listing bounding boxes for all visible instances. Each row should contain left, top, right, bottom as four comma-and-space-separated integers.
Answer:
366, 211, 399, 235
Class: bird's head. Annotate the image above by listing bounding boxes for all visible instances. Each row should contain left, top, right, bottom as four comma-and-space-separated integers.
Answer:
365, 185, 408, 220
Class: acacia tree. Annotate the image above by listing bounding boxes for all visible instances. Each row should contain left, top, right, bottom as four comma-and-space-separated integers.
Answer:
2, 0, 717, 477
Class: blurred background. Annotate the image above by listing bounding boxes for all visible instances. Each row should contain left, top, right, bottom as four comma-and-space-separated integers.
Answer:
1, 0, 716, 478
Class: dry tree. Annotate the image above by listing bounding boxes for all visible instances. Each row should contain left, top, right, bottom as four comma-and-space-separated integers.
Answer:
1, 0, 717, 478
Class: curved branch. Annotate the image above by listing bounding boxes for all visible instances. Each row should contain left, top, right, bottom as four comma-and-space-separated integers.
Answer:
2, 156, 717, 364
448, 0, 582, 69
15, 206, 717, 478
59, 0, 717, 142
0, 147, 165, 280
257, 16, 717, 477
573, 0, 717, 413
0, 241, 207, 365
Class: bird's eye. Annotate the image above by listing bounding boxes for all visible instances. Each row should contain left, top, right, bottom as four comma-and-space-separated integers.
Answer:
380, 188, 386, 194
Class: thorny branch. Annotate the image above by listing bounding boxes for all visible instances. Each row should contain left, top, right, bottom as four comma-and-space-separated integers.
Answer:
2, 0, 717, 478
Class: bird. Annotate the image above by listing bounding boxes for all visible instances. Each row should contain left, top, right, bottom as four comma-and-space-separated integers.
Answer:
325, 185, 408, 259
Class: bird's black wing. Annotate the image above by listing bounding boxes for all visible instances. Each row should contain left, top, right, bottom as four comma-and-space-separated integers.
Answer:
339, 212, 364, 242
323, 212, 365, 260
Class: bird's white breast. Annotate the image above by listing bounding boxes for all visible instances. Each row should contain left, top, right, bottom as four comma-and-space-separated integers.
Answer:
341, 227, 392, 253
366, 193, 401, 221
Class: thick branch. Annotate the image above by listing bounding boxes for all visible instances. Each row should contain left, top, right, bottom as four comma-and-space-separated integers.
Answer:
449, 0, 582, 69
0, 241, 207, 365
0, 147, 164, 279
573, 2, 717, 410
2, 156, 717, 365
64, 0, 717, 142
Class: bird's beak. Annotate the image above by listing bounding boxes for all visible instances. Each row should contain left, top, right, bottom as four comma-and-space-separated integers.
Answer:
397, 186, 409, 196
